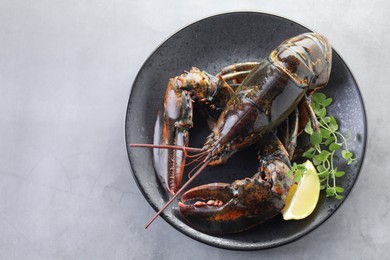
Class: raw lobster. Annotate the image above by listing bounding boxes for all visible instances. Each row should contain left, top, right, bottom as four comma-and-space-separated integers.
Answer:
131, 32, 332, 234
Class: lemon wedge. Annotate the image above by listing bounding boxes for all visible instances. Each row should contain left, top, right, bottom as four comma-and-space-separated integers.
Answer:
282, 160, 320, 220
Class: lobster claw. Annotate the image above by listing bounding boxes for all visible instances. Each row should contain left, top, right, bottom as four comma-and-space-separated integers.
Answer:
153, 68, 235, 194
178, 178, 286, 234
153, 78, 193, 195
179, 133, 294, 234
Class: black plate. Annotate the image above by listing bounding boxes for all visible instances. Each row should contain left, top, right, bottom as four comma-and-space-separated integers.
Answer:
125, 12, 366, 250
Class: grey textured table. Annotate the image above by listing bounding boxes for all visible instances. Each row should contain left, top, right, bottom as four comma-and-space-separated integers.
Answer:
0, 1, 388, 259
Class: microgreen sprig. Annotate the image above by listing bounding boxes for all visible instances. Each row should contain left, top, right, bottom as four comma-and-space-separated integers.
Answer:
289, 92, 355, 199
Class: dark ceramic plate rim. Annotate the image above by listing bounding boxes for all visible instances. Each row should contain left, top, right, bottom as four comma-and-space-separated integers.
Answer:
125, 11, 367, 250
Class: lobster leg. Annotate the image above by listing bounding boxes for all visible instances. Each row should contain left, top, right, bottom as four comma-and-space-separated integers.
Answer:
302, 94, 321, 133
282, 96, 321, 162
281, 108, 300, 161
217, 62, 260, 77
178, 133, 294, 234
217, 62, 260, 86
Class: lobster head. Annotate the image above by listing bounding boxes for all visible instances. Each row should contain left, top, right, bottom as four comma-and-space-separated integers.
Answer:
270, 32, 332, 90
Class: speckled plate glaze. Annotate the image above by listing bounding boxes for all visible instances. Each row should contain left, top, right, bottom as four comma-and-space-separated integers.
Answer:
125, 12, 366, 250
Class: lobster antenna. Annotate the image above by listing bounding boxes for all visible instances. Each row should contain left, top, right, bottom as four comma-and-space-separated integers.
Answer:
129, 144, 203, 153
144, 155, 211, 229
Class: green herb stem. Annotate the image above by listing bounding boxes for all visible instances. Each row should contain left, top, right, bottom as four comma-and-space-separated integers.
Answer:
288, 92, 355, 199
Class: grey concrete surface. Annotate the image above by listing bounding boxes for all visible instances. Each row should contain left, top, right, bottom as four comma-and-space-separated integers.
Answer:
0, 1, 388, 259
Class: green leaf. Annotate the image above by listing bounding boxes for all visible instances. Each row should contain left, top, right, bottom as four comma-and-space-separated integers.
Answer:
310, 132, 322, 145
347, 157, 354, 165
306, 147, 315, 154
288, 163, 297, 177
322, 98, 333, 107
303, 147, 315, 158
328, 116, 339, 131
313, 92, 326, 104
329, 143, 341, 151
335, 171, 345, 177
317, 165, 327, 173
312, 99, 320, 111
303, 151, 315, 159
329, 123, 339, 132
323, 116, 331, 123
324, 136, 336, 146
291, 162, 297, 170
335, 186, 344, 193
318, 150, 330, 162
304, 122, 313, 135
313, 156, 322, 166
329, 115, 336, 123
318, 107, 327, 118
342, 150, 353, 159
313, 105, 326, 118
335, 194, 343, 200
294, 173, 303, 183
326, 188, 335, 197
320, 128, 332, 138
318, 170, 330, 178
